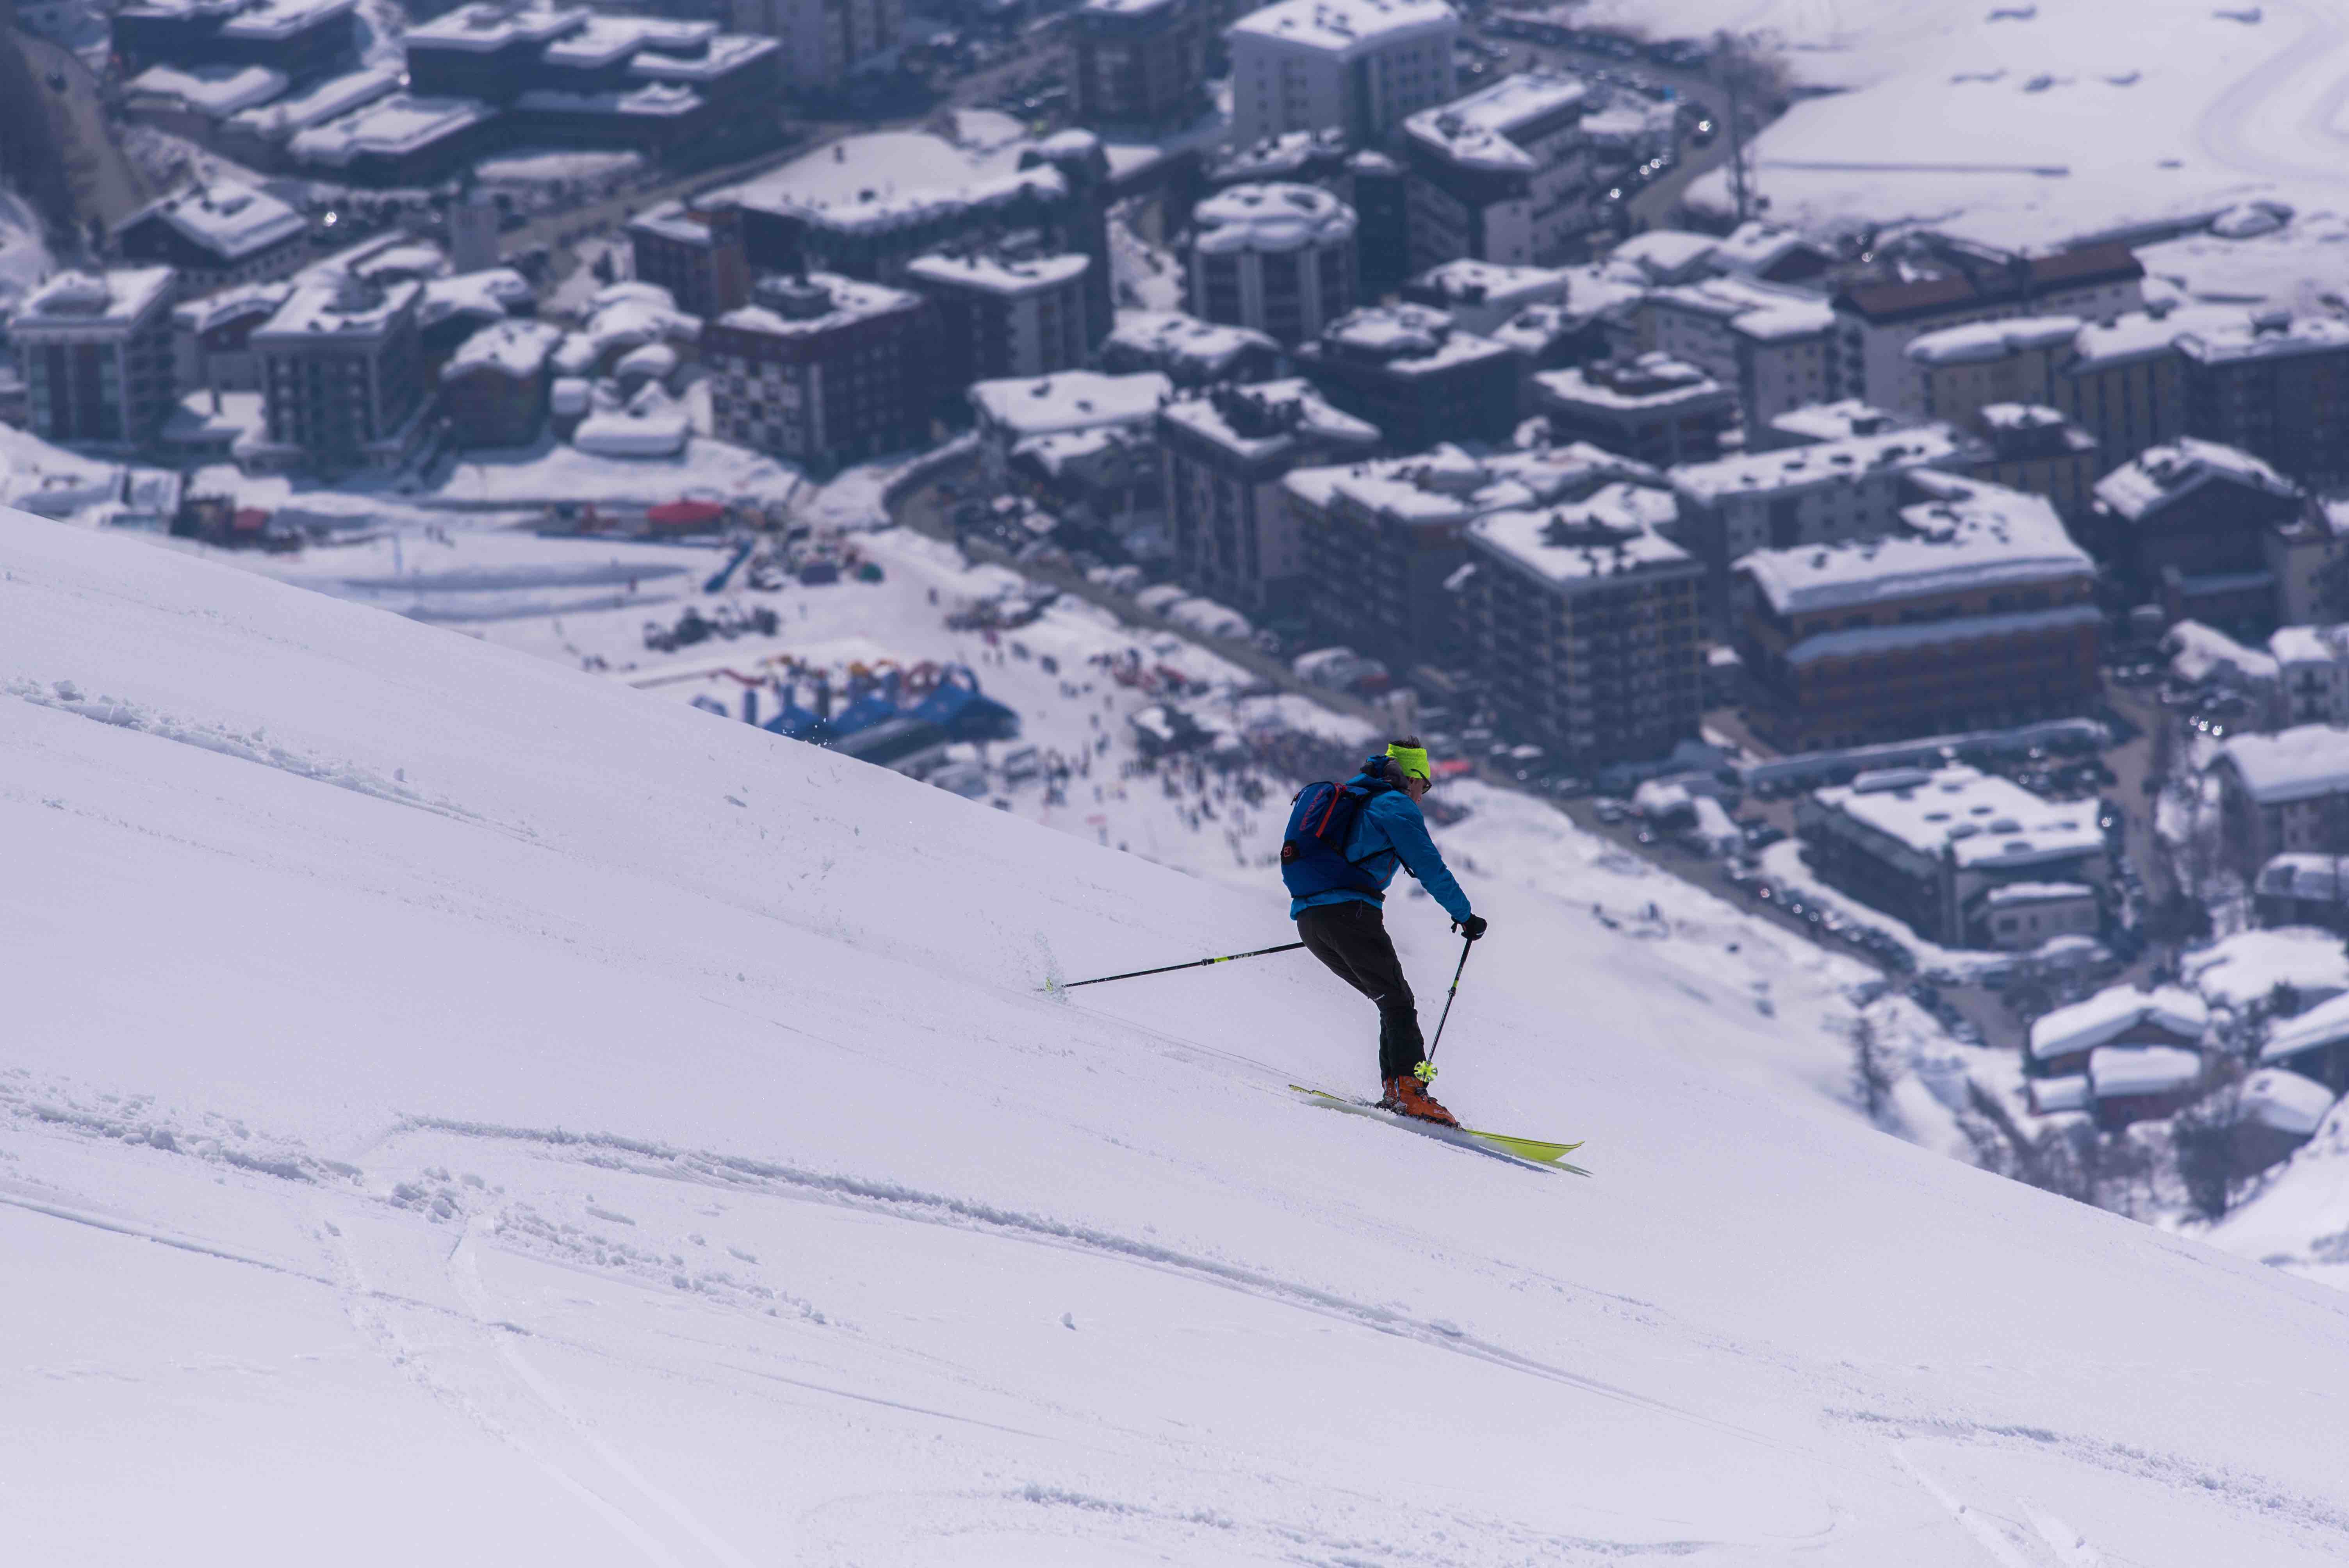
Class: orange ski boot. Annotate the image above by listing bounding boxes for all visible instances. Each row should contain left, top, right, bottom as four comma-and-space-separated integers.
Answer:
1381, 1070, 1460, 1128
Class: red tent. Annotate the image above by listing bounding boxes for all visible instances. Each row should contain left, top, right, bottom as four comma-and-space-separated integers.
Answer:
646, 500, 725, 529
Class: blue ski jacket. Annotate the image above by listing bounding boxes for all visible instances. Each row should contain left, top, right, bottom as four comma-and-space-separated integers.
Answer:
1289, 771, 1475, 924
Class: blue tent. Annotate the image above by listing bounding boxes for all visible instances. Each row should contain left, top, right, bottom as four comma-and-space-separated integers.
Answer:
910, 665, 1019, 741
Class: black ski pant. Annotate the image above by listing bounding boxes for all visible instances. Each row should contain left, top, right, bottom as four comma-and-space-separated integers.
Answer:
1296, 900, 1424, 1082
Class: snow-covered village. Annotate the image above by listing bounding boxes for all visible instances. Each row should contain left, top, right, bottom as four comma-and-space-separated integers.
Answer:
12, 0, 2349, 1560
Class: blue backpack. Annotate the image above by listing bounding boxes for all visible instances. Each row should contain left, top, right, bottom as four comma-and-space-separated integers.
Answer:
1280, 769, 1396, 900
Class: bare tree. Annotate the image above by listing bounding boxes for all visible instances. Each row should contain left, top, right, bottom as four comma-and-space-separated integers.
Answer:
1850, 1011, 1895, 1125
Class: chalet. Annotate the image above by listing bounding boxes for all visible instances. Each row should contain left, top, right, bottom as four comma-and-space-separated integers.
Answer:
2233, 1066, 2338, 1172
2025, 983, 2207, 1079
2261, 989, 2349, 1093
2088, 439, 2305, 636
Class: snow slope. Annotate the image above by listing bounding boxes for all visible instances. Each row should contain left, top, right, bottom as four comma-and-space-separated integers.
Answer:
7, 509, 2349, 1565
1654, 0, 2349, 289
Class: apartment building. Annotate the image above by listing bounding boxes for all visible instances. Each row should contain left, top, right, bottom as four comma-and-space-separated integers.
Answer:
1732, 474, 2102, 751
12, 267, 180, 448
702, 272, 933, 472
1157, 379, 1380, 611
1534, 352, 1735, 468
251, 274, 428, 470
1458, 497, 1705, 766
1830, 239, 2144, 416
1399, 69, 1595, 272
1226, 0, 1456, 146
1187, 182, 1358, 346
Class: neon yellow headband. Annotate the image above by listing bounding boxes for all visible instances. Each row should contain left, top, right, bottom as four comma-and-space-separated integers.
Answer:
1386, 743, 1431, 783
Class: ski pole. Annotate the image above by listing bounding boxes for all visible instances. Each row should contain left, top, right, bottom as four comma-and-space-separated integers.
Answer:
1050, 941, 1305, 992
1423, 934, 1475, 1064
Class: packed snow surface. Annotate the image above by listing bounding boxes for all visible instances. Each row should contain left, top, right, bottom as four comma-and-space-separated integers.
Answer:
1656, 0, 2349, 295
8, 512, 2349, 1563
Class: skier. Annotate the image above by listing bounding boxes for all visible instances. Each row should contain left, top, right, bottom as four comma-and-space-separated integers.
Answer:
1287, 739, 1485, 1125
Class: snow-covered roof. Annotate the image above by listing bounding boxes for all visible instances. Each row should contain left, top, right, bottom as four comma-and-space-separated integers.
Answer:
536, 12, 712, 66
1468, 501, 1695, 593
2240, 1067, 2338, 1137
1738, 475, 2087, 618
905, 250, 1090, 296
160, 388, 265, 447
225, 66, 400, 139
1607, 229, 1718, 282
1904, 315, 2080, 367
1767, 400, 1908, 445
418, 268, 533, 329
13, 267, 175, 330
253, 275, 419, 342
1539, 353, 1725, 413
743, 162, 1064, 237
1673, 425, 1960, 504
1817, 765, 2106, 878
2217, 725, 2349, 806
1782, 603, 2103, 667
1227, 0, 1457, 57
969, 370, 1173, 440
2065, 304, 2246, 373
1982, 881, 2094, 907
2164, 619, 2278, 687
2027, 1074, 2090, 1116
291, 95, 497, 167
626, 200, 709, 248
2088, 1044, 2204, 1099
2094, 438, 2301, 522
713, 274, 922, 340
1286, 440, 1664, 526
127, 62, 288, 117
1317, 304, 1511, 373
119, 182, 304, 263
615, 341, 677, 382
171, 280, 291, 334
1710, 221, 1823, 278
2178, 311, 2349, 367
440, 318, 563, 382
1410, 258, 1571, 312
573, 381, 690, 457
628, 32, 778, 82
1650, 274, 1832, 339
215, 0, 354, 38
1403, 70, 1585, 172
2181, 927, 2349, 1012
2029, 984, 2209, 1063
1157, 378, 1378, 460
2269, 625, 2339, 667
515, 82, 702, 118
406, 1, 588, 50
2262, 984, 2349, 1063
1103, 310, 1277, 376
1192, 183, 1356, 254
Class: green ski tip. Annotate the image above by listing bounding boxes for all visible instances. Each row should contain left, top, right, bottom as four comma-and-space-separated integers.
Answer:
1288, 1085, 1587, 1170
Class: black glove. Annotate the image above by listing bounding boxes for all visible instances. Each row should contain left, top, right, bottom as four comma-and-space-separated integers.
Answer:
1454, 915, 1488, 942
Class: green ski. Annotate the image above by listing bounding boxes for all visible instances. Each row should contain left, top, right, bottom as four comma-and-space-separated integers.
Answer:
1289, 1085, 1590, 1174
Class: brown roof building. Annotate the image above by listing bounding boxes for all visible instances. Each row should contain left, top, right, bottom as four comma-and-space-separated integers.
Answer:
1832, 240, 2144, 418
